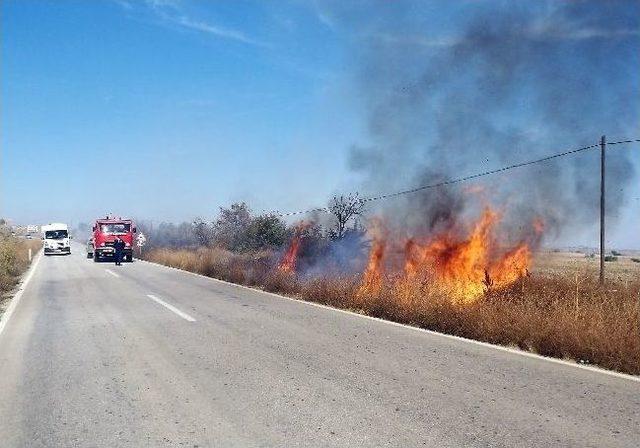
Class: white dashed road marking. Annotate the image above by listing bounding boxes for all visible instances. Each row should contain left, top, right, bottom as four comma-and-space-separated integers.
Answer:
146, 294, 196, 322
105, 269, 120, 278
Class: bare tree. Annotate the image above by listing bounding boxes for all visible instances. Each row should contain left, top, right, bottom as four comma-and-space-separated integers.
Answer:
328, 193, 365, 240
192, 217, 213, 247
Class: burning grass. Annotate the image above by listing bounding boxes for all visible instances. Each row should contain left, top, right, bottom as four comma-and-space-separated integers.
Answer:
357, 208, 542, 304
278, 221, 309, 273
144, 245, 640, 375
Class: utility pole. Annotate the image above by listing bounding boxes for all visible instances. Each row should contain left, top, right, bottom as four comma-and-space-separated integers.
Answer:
599, 135, 606, 284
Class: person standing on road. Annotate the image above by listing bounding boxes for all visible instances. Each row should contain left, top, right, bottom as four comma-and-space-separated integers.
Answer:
113, 237, 126, 266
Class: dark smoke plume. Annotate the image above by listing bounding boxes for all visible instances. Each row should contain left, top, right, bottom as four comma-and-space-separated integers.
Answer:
346, 1, 639, 243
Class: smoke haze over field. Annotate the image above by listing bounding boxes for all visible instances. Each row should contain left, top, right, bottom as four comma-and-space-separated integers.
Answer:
343, 0, 639, 244
2, 0, 639, 247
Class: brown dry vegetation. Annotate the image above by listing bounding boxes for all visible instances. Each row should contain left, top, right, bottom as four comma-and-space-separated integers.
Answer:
145, 247, 640, 375
0, 236, 41, 299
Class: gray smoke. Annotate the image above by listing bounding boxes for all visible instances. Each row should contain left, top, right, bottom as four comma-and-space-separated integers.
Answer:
347, 1, 639, 244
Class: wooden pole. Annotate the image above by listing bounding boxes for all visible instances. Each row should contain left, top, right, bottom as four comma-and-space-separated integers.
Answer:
599, 135, 606, 284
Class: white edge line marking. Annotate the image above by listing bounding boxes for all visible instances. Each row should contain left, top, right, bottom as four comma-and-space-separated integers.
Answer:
0, 250, 44, 339
105, 269, 120, 278
137, 258, 640, 383
146, 294, 196, 322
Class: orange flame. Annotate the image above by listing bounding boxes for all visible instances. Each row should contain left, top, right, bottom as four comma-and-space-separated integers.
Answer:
404, 239, 421, 279
357, 238, 385, 297
358, 207, 541, 304
356, 219, 387, 297
421, 208, 499, 301
278, 222, 309, 273
488, 244, 530, 288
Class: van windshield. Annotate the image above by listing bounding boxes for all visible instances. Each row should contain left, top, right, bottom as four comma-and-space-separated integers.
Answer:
45, 230, 68, 239
100, 223, 131, 235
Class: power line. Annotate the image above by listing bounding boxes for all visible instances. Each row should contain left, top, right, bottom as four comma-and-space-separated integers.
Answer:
274, 138, 639, 217
607, 138, 640, 146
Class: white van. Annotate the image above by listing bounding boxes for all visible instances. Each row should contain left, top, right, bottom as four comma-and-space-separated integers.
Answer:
41, 223, 71, 255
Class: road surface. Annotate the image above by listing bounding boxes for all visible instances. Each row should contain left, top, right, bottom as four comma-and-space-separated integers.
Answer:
0, 245, 638, 447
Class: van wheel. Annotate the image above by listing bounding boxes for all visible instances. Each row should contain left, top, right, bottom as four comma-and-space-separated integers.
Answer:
87, 252, 93, 259
93, 254, 99, 262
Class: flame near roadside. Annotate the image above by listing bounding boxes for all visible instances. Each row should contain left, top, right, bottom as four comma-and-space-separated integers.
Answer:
278, 222, 310, 273
277, 197, 543, 304
358, 207, 543, 303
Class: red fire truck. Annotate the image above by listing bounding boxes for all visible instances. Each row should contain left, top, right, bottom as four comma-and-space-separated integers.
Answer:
88, 216, 137, 262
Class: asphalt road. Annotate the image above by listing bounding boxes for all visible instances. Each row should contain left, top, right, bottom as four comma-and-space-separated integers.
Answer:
0, 244, 638, 448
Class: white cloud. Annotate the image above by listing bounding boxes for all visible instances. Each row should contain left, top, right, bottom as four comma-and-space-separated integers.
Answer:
112, 0, 133, 10
313, 0, 336, 30
114, 0, 268, 48
174, 15, 269, 47
538, 26, 640, 41
372, 32, 462, 48
371, 24, 639, 50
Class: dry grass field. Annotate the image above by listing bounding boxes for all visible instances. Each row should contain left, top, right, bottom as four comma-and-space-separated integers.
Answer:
145, 247, 640, 375
533, 250, 640, 280
0, 236, 41, 316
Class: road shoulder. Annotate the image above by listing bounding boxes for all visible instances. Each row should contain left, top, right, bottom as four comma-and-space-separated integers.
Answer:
0, 250, 43, 337
136, 257, 640, 384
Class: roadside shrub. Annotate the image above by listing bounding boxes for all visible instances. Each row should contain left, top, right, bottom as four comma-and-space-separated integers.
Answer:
0, 236, 40, 297
139, 203, 290, 253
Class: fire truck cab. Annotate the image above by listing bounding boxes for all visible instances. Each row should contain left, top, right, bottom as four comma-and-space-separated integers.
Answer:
91, 217, 136, 262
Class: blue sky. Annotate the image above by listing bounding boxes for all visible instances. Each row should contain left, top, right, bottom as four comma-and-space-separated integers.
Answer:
2, 0, 360, 220
2, 0, 639, 248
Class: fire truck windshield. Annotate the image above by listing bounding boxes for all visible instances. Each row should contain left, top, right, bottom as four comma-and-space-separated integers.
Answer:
100, 223, 131, 235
